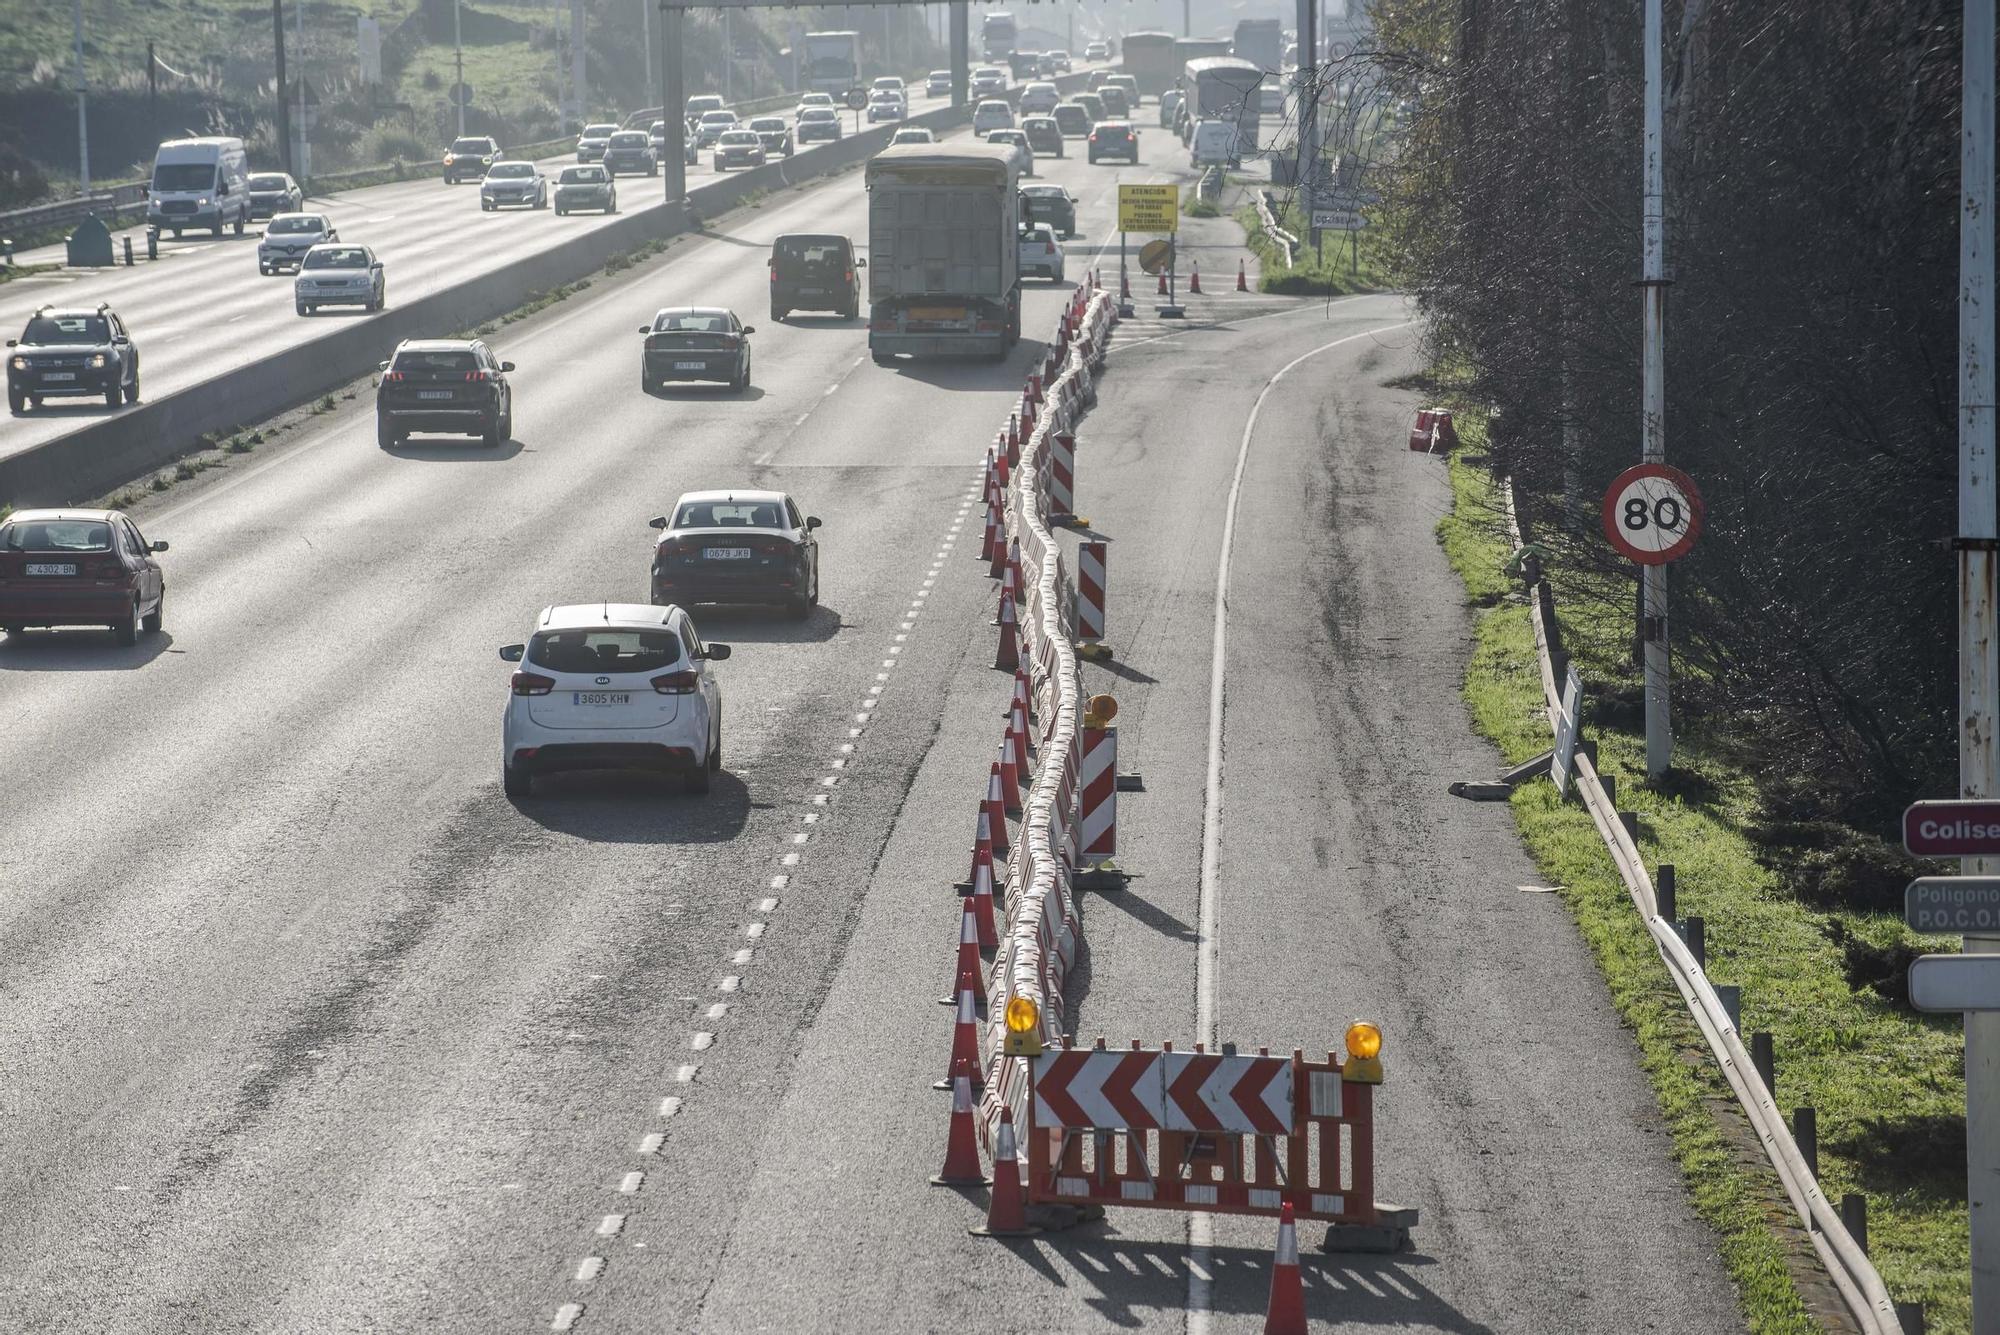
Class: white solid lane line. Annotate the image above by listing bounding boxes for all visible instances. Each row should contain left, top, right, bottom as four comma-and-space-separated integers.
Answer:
1185, 319, 1415, 1334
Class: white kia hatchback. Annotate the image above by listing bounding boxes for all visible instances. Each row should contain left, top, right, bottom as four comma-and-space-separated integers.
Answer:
499, 602, 728, 797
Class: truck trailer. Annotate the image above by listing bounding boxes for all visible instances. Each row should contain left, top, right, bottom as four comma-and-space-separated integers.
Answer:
865, 143, 1022, 362
1120, 31, 1179, 97
803, 31, 861, 95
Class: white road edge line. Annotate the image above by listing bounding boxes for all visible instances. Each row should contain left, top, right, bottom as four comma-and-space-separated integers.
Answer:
1185, 319, 1415, 1333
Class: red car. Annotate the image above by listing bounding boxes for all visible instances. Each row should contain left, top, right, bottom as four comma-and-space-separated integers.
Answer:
0, 508, 167, 644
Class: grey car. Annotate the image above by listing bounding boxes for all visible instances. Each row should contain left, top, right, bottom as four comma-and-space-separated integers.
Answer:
294, 244, 386, 315
481, 161, 549, 210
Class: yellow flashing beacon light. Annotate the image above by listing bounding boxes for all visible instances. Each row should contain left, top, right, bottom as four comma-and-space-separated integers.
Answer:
1004, 994, 1044, 1057
1342, 1020, 1384, 1084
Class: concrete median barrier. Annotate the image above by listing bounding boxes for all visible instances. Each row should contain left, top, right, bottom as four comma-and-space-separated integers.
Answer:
0, 102, 973, 509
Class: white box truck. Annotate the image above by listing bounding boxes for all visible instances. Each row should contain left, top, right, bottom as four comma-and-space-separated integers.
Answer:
146, 137, 252, 238
803, 31, 862, 96
865, 143, 1022, 363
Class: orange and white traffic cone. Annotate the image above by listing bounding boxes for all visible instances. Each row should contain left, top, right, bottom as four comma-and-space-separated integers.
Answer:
997, 735, 1022, 817
983, 760, 1011, 856
935, 974, 987, 1089
969, 1105, 1038, 1237
930, 1073, 988, 1186
1026, 373, 1042, 406
969, 843, 1001, 941
1157, 270, 1169, 295
939, 894, 986, 1005
994, 589, 1020, 672
959, 807, 999, 890
982, 505, 1001, 566
1189, 261, 1202, 294
1237, 260, 1249, 291
1264, 1202, 1307, 1335
1014, 666, 1034, 729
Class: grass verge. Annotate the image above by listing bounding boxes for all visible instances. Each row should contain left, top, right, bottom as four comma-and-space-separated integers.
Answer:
1436, 408, 1970, 1333
1237, 196, 1393, 296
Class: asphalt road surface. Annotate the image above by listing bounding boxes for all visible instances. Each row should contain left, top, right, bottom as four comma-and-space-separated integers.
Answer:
0, 84, 976, 465
0, 130, 1744, 1333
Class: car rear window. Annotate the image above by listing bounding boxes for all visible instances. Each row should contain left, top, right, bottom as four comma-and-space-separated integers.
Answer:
267, 215, 325, 234
775, 237, 848, 265
2, 520, 112, 552
248, 174, 288, 190
801, 109, 835, 121
653, 312, 733, 333
560, 166, 608, 183
530, 628, 684, 675
392, 349, 478, 374
609, 133, 648, 147
451, 138, 493, 153
22, 315, 109, 343
674, 501, 786, 529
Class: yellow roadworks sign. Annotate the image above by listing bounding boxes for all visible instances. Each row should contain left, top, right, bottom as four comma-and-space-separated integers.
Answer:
1118, 183, 1179, 234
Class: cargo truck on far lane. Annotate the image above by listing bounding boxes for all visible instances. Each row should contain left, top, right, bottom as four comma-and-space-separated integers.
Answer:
864, 142, 1022, 363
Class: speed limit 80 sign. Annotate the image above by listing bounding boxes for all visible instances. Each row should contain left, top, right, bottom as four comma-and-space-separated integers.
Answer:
1602, 463, 1704, 565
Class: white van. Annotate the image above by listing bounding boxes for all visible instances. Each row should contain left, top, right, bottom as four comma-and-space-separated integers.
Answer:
1190, 118, 1238, 168
147, 137, 252, 238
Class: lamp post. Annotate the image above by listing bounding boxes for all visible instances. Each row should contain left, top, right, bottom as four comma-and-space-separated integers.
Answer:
72, 0, 90, 195
454, 0, 466, 136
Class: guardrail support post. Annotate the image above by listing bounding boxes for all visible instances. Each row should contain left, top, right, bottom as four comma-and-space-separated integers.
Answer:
1840, 1194, 1869, 1255
1618, 810, 1639, 842
1751, 1031, 1774, 1093
1714, 984, 1740, 1030
122, 235, 132, 266
146, 228, 157, 261
1600, 773, 1617, 809
1794, 1106, 1818, 1179
1896, 1300, 1927, 1333
1656, 863, 1676, 921
1684, 915, 1705, 969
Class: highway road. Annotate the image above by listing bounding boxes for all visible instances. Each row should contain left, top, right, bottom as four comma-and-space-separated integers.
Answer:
0, 82, 980, 465
0, 123, 1745, 1332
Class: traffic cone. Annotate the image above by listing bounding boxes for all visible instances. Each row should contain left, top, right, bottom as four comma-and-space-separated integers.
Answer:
1157, 270, 1168, 295
1264, 1202, 1307, 1335
960, 807, 999, 889
994, 436, 1011, 487
1237, 260, 1249, 291
988, 521, 1009, 579
982, 505, 1001, 565
969, 1105, 1038, 1237
930, 1073, 988, 1185
983, 759, 1011, 856
939, 894, 986, 1005
936, 976, 986, 1089
1189, 261, 1202, 294
995, 589, 1020, 671
1026, 373, 1042, 406
969, 842, 1001, 932
997, 735, 1022, 817
1004, 537, 1023, 606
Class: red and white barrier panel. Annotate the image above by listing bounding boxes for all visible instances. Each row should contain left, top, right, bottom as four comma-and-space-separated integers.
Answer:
1023, 1038, 1399, 1231
1075, 539, 1107, 656
1079, 722, 1116, 863
978, 283, 1118, 1147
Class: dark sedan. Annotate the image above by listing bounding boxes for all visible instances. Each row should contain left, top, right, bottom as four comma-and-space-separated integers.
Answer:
649, 489, 821, 618
1020, 184, 1076, 239
640, 307, 754, 392
0, 508, 166, 644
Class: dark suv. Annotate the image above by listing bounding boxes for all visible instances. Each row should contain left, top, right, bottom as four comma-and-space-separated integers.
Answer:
443, 136, 502, 184
769, 234, 863, 321
7, 304, 140, 413
376, 338, 515, 448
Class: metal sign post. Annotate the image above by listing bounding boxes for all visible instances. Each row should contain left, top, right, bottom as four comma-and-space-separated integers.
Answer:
1959, 0, 2000, 1320
1638, 0, 1673, 779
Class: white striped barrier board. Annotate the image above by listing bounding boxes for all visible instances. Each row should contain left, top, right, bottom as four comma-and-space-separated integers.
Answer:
1076, 540, 1106, 645
1079, 725, 1116, 860
1023, 1043, 1384, 1225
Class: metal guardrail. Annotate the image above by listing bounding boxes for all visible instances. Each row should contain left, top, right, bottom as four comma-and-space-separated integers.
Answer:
1256, 189, 1297, 267
1499, 478, 1904, 1335
1, 185, 149, 238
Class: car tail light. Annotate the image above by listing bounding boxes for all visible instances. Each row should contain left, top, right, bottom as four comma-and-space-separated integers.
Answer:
845, 269, 854, 284
465, 369, 491, 382
652, 669, 700, 695
90, 558, 122, 578
510, 671, 555, 696
770, 266, 778, 284
382, 370, 405, 382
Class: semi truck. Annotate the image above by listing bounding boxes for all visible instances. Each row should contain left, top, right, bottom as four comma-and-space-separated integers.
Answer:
803, 31, 862, 95
865, 142, 1022, 362
1120, 31, 1179, 96
981, 11, 1018, 60
1232, 18, 1284, 73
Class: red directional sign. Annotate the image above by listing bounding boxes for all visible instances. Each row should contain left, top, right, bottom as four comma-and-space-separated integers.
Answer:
1903, 800, 2000, 857
1034, 1049, 1293, 1135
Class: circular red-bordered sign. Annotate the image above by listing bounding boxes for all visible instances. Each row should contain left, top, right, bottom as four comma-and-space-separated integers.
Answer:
1601, 463, 1704, 565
